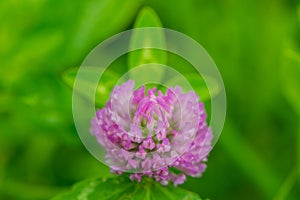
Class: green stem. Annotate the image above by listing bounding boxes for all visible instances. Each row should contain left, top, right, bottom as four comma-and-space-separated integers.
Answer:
273, 167, 298, 200
297, 120, 300, 176
221, 120, 281, 199
274, 118, 300, 199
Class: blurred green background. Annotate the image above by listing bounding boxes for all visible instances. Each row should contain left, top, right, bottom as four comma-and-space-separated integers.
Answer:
1, 0, 300, 199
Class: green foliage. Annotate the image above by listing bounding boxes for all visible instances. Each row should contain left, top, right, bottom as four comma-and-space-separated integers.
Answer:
0, 0, 143, 199
1, 0, 300, 199
52, 177, 201, 200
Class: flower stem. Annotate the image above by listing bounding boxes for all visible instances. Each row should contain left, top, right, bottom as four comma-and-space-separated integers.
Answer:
273, 167, 298, 200
297, 119, 300, 176
274, 117, 300, 200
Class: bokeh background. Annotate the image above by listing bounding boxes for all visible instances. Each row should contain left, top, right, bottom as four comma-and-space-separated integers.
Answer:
1, 0, 300, 199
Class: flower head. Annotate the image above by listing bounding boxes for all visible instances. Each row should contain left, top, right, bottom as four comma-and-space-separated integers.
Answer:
90, 80, 212, 186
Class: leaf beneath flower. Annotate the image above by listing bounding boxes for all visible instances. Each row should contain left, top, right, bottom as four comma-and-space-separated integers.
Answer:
51, 177, 202, 200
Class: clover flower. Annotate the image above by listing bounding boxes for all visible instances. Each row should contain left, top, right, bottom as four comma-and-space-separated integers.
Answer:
90, 80, 212, 186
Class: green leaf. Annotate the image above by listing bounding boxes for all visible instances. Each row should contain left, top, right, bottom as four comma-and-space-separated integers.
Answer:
165, 73, 221, 102
281, 49, 300, 114
128, 7, 167, 81
62, 67, 120, 107
51, 177, 202, 200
